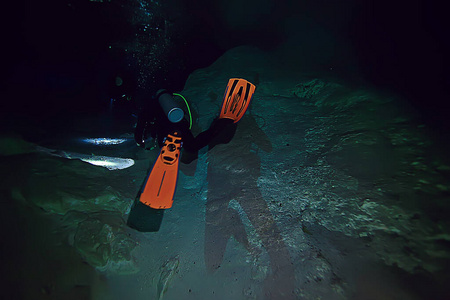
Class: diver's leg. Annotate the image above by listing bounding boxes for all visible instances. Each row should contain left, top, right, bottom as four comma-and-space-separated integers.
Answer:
204, 167, 251, 273
193, 118, 236, 151
238, 186, 296, 299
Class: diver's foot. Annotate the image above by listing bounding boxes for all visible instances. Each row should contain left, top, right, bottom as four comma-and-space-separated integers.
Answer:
219, 78, 256, 123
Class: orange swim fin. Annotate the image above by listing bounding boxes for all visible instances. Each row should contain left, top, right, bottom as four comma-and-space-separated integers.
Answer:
219, 78, 256, 123
140, 132, 182, 209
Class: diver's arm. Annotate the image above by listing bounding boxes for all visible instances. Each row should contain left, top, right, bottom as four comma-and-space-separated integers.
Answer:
134, 107, 157, 148
134, 114, 147, 147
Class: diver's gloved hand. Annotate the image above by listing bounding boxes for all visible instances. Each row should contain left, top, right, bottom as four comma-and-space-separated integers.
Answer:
135, 135, 156, 150
143, 136, 156, 150
134, 118, 157, 149
134, 130, 145, 148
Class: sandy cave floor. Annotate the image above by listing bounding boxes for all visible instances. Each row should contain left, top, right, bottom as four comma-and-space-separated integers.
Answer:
2, 47, 450, 300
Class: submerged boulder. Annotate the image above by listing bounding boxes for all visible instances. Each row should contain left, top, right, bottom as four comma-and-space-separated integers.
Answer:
73, 213, 139, 275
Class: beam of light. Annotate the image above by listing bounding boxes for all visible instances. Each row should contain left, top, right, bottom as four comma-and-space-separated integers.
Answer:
80, 156, 135, 170
82, 138, 128, 145
35, 146, 135, 170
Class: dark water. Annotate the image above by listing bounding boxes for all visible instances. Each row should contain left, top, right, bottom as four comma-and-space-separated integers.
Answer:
2, 0, 450, 299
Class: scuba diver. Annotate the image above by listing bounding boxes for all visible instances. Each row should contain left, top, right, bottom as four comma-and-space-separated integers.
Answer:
127, 78, 255, 232
134, 88, 232, 162
133, 78, 256, 210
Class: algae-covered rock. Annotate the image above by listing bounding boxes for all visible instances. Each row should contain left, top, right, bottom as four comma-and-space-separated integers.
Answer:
0, 134, 35, 156
21, 156, 131, 215
326, 131, 400, 181
73, 214, 138, 275
292, 79, 333, 99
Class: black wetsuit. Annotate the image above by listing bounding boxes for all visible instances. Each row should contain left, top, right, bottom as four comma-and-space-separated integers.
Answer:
134, 91, 236, 163
129, 90, 239, 232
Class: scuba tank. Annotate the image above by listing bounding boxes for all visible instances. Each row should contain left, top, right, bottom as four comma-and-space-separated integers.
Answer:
156, 89, 184, 123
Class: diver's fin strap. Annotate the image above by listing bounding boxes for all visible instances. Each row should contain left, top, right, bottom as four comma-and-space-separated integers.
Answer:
139, 132, 182, 209
219, 78, 256, 123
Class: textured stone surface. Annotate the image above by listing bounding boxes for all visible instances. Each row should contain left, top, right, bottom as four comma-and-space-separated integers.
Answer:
177, 46, 450, 298
73, 214, 139, 274
4, 46, 449, 299
0, 135, 141, 276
